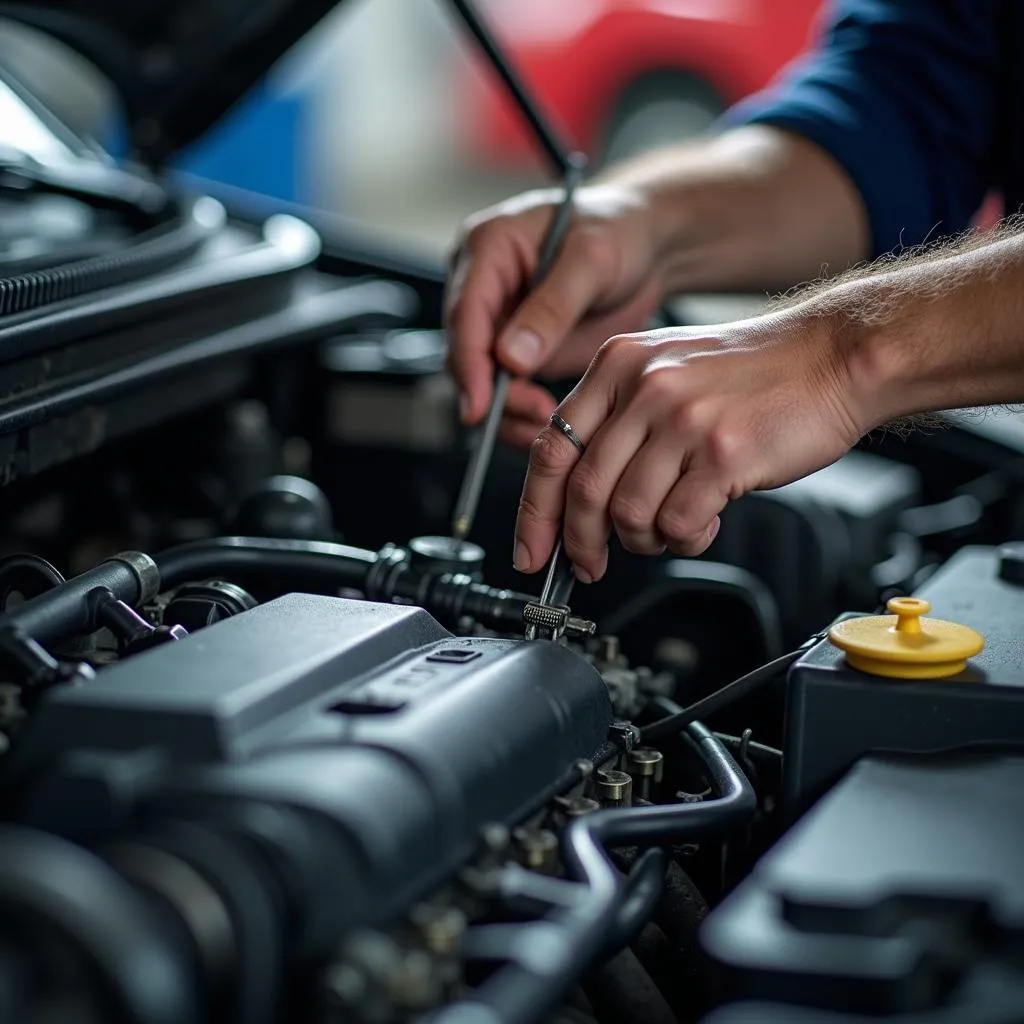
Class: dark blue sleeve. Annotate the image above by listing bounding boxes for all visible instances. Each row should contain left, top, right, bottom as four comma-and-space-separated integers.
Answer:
723, 0, 1003, 258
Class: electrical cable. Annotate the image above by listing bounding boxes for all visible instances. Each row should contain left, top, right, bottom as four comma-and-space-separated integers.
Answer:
713, 731, 782, 763
639, 645, 815, 742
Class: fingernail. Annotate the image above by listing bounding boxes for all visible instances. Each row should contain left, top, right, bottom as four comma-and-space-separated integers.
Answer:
574, 565, 594, 584
513, 540, 529, 571
502, 329, 542, 370
708, 517, 721, 543
459, 393, 471, 423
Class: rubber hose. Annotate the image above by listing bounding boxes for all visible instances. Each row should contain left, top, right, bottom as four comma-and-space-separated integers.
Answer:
583, 945, 677, 1024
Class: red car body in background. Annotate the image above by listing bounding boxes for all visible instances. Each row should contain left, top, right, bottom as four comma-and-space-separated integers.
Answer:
462, 0, 825, 168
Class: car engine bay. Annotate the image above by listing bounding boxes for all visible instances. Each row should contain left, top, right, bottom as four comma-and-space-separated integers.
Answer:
0, 3, 1022, 1024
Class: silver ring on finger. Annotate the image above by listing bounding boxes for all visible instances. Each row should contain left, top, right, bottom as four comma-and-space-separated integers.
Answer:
549, 413, 587, 454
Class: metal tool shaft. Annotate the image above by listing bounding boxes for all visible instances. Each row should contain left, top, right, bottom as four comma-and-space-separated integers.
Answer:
450, 155, 587, 543
539, 538, 576, 608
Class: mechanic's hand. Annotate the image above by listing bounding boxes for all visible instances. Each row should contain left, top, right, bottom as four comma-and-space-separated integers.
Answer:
512, 310, 866, 582
444, 184, 665, 448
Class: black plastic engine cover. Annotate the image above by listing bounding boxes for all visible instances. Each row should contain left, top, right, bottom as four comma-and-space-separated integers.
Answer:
9, 594, 614, 929
700, 752, 1024, 1020
782, 545, 1024, 815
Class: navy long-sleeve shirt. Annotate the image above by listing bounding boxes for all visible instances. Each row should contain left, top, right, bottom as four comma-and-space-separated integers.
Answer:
725, 0, 1019, 258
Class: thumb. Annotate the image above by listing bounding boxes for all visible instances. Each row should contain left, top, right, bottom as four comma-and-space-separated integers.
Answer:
495, 249, 603, 376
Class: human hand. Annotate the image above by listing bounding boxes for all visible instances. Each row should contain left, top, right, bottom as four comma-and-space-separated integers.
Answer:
444, 184, 665, 446
512, 309, 867, 582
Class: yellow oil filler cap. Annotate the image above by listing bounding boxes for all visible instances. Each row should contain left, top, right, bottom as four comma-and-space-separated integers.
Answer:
828, 597, 984, 680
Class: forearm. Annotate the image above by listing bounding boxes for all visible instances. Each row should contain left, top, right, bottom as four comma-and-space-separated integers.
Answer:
819, 229, 1024, 430
599, 125, 870, 295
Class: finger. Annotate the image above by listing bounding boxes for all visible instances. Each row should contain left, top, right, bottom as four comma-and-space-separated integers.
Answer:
513, 346, 625, 573
540, 275, 665, 379
656, 474, 729, 557
499, 416, 546, 450
608, 433, 687, 556
495, 231, 608, 378
665, 514, 721, 557
497, 382, 559, 450
445, 230, 524, 425
506, 379, 558, 422
561, 412, 650, 582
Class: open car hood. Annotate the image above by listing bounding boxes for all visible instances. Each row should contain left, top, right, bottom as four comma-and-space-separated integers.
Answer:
0, 0, 348, 165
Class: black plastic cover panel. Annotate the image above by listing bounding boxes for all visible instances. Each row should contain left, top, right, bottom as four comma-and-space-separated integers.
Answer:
15, 593, 611, 763
10, 595, 614, 913
701, 752, 1024, 1019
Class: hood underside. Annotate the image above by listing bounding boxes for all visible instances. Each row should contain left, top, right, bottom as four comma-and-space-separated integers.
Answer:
0, 0, 347, 164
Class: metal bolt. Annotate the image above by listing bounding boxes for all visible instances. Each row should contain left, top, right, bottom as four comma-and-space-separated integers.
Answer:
562, 796, 601, 818
626, 747, 664, 801
653, 637, 699, 674
478, 823, 510, 857
410, 905, 466, 957
513, 827, 559, 873
595, 769, 633, 807
565, 615, 597, 638
598, 635, 621, 662
389, 949, 441, 1010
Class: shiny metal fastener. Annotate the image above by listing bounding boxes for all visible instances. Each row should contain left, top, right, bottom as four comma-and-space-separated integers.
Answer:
626, 747, 665, 802
522, 601, 596, 641
594, 769, 633, 806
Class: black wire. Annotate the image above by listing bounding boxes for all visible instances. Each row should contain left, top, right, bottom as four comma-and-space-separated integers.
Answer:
649, 702, 784, 764
714, 732, 783, 763
640, 647, 809, 742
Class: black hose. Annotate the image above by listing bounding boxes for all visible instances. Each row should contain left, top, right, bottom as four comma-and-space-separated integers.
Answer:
599, 847, 667, 958
650, 859, 710, 1013
154, 537, 539, 635
0, 552, 158, 649
630, 924, 694, 1023
583, 945, 676, 1024
430, 725, 755, 1024
155, 537, 376, 593
0, 554, 65, 609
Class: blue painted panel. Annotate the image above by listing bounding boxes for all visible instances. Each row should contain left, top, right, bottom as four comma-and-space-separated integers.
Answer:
173, 83, 306, 203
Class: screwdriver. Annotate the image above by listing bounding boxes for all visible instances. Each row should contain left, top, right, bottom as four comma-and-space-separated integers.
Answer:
450, 152, 588, 543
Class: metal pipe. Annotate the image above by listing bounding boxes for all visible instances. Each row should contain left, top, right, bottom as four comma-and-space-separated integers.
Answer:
429, 726, 755, 1024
